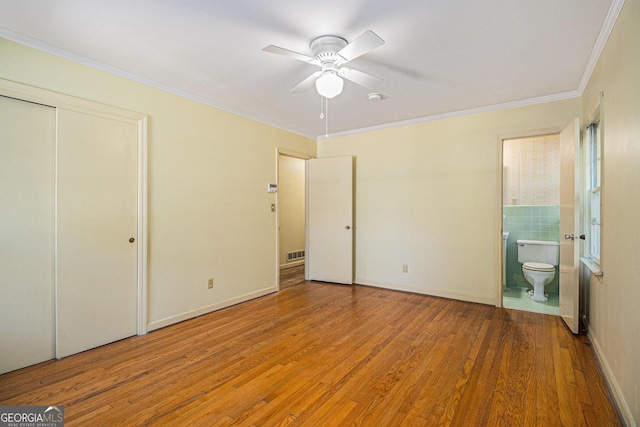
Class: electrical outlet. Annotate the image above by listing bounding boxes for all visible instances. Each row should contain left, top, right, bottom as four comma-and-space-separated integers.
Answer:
402, 264, 408, 273
208, 278, 214, 289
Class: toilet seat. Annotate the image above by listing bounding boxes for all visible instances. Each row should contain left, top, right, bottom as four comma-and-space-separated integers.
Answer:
523, 262, 555, 272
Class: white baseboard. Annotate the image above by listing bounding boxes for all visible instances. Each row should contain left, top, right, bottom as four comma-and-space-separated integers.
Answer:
147, 286, 277, 332
589, 332, 636, 427
355, 279, 497, 306
279, 260, 304, 270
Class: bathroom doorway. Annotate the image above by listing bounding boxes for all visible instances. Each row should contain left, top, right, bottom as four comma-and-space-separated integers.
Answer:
502, 134, 561, 315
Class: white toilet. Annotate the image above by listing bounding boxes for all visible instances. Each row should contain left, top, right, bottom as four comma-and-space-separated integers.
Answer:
516, 240, 559, 302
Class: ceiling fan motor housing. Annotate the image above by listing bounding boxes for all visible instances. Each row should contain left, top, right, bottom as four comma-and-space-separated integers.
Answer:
310, 35, 348, 63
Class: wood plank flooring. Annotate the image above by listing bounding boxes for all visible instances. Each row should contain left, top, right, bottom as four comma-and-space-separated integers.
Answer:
279, 265, 306, 289
0, 270, 623, 426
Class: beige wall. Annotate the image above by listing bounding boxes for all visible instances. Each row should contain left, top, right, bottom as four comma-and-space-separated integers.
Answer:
278, 155, 306, 269
0, 38, 316, 329
319, 98, 580, 305
581, 0, 640, 424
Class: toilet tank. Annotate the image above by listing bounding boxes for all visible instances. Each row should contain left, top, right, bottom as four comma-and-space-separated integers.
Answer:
516, 240, 559, 265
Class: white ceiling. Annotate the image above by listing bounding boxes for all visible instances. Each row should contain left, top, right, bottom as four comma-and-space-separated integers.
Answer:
0, 0, 619, 139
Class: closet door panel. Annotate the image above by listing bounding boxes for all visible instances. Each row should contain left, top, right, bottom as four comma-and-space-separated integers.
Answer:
0, 96, 55, 373
56, 109, 138, 358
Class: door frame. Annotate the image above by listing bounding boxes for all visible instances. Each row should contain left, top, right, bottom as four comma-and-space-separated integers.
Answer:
275, 148, 312, 290
0, 78, 149, 335
496, 126, 569, 308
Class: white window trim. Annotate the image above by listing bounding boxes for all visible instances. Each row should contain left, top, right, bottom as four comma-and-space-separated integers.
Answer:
586, 97, 602, 268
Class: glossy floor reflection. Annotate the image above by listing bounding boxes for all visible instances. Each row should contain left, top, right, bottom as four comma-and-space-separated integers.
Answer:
503, 286, 559, 315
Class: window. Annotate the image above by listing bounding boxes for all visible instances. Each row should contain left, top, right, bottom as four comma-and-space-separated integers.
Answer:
588, 119, 601, 264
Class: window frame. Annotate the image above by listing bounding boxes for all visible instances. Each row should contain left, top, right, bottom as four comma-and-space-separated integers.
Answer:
587, 117, 602, 266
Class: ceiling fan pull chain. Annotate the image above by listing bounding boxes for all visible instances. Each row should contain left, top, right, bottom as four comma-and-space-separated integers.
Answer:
325, 96, 329, 138
319, 95, 324, 119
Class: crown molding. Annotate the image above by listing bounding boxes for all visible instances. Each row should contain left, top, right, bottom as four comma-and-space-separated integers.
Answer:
577, 0, 625, 94
0, 29, 315, 140
319, 90, 581, 141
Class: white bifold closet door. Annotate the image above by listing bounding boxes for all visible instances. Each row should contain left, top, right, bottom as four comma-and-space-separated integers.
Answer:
56, 109, 138, 359
0, 96, 56, 374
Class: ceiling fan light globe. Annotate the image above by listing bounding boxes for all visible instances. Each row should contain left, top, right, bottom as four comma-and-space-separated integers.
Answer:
316, 73, 343, 98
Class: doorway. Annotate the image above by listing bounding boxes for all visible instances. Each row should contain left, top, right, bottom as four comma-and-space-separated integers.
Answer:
502, 134, 561, 315
277, 151, 308, 289
276, 152, 355, 289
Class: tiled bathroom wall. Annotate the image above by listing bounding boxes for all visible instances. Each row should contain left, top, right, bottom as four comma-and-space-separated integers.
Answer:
503, 205, 560, 293
503, 134, 560, 206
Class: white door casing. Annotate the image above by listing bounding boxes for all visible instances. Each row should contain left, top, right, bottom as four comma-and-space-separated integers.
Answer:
306, 156, 354, 285
559, 117, 581, 334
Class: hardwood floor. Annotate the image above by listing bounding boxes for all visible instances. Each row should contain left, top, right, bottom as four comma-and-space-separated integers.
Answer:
279, 265, 305, 289
0, 271, 622, 426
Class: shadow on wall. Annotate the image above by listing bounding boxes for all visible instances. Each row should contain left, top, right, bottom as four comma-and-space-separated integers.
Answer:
503, 205, 560, 293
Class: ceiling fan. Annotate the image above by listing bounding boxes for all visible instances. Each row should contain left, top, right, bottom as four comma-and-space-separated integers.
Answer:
263, 30, 385, 99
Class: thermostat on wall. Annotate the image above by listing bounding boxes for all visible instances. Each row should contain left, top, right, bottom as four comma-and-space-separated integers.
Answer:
267, 183, 277, 193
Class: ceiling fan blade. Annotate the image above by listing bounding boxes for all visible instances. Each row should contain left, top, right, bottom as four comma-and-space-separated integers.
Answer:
263, 45, 320, 65
337, 30, 385, 63
290, 71, 323, 93
339, 67, 383, 89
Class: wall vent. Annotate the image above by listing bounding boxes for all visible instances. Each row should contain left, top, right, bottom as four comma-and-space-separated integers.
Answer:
287, 249, 305, 263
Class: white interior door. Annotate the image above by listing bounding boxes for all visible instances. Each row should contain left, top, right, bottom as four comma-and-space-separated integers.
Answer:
559, 117, 581, 334
0, 96, 56, 374
56, 109, 139, 358
306, 156, 353, 284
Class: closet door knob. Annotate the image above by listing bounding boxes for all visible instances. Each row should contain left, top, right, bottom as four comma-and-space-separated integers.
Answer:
129, 237, 135, 243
